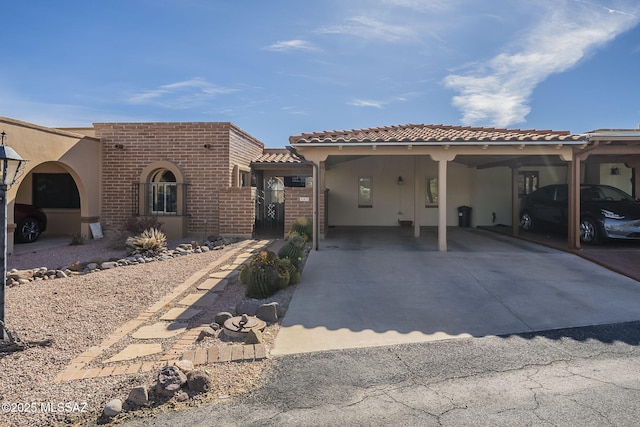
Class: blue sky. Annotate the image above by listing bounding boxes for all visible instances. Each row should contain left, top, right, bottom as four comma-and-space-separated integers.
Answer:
2, 0, 639, 147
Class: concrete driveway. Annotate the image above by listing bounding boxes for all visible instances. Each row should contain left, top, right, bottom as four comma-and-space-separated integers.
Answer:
272, 227, 640, 355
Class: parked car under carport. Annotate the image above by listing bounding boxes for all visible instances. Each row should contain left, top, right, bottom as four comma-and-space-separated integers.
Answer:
519, 184, 640, 245
14, 203, 47, 243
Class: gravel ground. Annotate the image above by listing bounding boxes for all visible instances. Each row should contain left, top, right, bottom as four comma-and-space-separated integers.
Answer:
0, 236, 298, 427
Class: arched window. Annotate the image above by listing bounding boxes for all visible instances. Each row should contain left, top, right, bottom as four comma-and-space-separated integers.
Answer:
150, 169, 177, 214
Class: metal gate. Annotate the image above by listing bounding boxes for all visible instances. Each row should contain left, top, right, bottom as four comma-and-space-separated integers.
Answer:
255, 177, 285, 236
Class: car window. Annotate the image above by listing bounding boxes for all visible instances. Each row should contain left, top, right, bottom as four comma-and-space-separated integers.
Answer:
532, 186, 555, 203
555, 187, 567, 202
599, 186, 634, 202
581, 187, 602, 201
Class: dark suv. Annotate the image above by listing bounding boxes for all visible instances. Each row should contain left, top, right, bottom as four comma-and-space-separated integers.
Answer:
14, 204, 47, 243
519, 184, 640, 244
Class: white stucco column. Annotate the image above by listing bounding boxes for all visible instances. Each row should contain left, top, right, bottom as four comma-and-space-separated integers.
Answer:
413, 156, 420, 238
437, 159, 447, 251
430, 151, 456, 252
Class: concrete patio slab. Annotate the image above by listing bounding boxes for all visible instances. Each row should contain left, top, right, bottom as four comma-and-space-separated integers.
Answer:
196, 278, 228, 291
160, 307, 202, 321
177, 292, 217, 307
131, 322, 188, 339
209, 271, 233, 279
104, 343, 162, 363
273, 227, 640, 356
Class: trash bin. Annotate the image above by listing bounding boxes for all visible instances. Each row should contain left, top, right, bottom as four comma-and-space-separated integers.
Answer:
457, 205, 472, 227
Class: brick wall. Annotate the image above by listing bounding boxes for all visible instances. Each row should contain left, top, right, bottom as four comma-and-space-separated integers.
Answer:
94, 122, 263, 238
284, 187, 313, 235
219, 187, 256, 237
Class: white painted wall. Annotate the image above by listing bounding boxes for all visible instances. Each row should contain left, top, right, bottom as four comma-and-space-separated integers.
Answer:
599, 163, 632, 194
325, 155, 473, 226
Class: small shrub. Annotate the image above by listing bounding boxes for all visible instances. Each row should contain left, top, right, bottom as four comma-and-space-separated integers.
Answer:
68, 233, 86, 246
290, 217, 312, 242
125, 228, 167, 256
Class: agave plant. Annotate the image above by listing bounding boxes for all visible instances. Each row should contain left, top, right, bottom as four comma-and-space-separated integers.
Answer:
125, 227, 167, 256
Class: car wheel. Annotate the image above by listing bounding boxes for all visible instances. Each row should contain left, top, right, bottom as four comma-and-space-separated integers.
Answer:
580, 217, 602, 245
520, 211, 534, 232
16, 217, 42, 243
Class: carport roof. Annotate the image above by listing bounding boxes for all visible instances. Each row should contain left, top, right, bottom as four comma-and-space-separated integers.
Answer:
289, 124, 587, 145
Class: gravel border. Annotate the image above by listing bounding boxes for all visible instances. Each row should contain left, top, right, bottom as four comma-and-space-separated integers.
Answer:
0, 237, 297, 426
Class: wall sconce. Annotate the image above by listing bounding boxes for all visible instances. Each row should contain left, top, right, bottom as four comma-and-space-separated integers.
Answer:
113, 144, 124, 149
611, 167, 621, 175
397, 176, 404, 185
203, 143, 212, 149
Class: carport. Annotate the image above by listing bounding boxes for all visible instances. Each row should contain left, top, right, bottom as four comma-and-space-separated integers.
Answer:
289, 126, 640, 252
289, 125, 588, 251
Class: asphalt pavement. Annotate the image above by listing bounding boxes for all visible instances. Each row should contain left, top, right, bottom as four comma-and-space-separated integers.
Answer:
120, 321, 640, 426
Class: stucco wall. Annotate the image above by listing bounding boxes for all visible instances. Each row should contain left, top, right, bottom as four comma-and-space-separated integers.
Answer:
1, 117, 101, 250
325, 155, 473, 227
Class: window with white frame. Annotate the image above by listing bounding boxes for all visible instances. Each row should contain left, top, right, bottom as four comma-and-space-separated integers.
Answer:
150, 169, 178, 214
358, 176, 372, 207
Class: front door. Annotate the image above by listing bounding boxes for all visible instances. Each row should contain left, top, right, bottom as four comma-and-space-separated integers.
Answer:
255, 176, 285, 236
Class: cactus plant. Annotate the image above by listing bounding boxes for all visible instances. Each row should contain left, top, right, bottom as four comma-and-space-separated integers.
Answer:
278, 242, 303, 267
279, 258, 300, 286
286, 231, 306, 249
290, 217, 312, 242
240, 250, 285, 299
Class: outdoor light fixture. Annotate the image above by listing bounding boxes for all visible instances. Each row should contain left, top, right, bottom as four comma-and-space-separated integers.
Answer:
397, 176, 404, 185
203, 143, 212, 149
611, 166, 621, 175
0, 131, 27, 341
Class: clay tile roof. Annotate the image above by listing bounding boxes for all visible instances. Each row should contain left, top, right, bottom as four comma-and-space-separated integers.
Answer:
252, 148, 304, 164
289, 124, 585, 144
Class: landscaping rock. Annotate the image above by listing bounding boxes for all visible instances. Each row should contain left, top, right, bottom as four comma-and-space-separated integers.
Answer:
256, 302, 280, 323
197, 326, 217, 341
174, 359, 194, 374
126, 385, 149, 406
66, 261, 83, 271
214, 311, 233, 325
100, 261, 119, 269
187, 370, 213, 394
103, 398, 122, 418
175, 391, 190, 402
244, 328, 264, 344
156, 365, 187, 397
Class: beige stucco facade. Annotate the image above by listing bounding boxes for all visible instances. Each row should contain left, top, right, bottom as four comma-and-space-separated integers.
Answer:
1, 117, 101, 254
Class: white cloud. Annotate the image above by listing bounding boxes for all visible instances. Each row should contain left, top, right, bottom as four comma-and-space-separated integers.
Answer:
264, 39, 319, 52
127, 78, 236, 109
348, 99, 385, 108
443, 1, 640, 127
380, 0, 452, 13
317, 16, 417, 42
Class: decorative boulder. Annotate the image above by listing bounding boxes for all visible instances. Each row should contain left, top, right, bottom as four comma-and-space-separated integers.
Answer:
103, 398, 122, 418
256, 302, 280, 323
156, 365, 188, 397
126, 385, 149, 406
187, 370, 213, 394
214, 312, 233, 325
